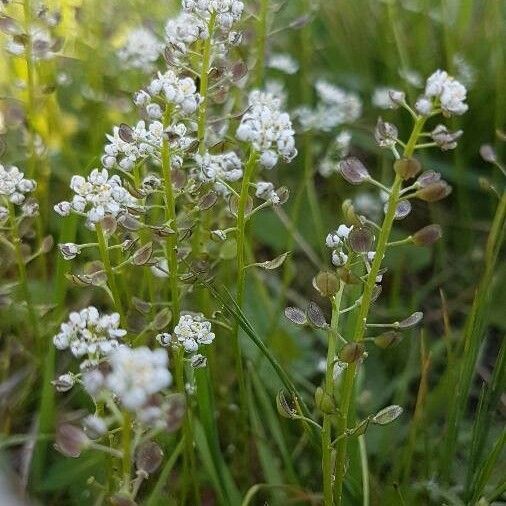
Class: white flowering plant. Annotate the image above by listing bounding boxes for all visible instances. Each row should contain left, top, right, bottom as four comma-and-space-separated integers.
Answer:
0, 0, 504, 505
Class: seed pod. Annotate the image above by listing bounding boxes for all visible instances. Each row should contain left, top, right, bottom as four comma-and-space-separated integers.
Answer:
339, 157, 370, 185
372, 405, 403, 425
390, 200, 412, 220
412, 224, 442, 246
315, 387, 336, 414
198, 191, 218, 210
306, 301, 328, 328
313, 271, 339, 297
131, 242, 153, 266
479, 144, 497, 163
342, 199, 362, 226
398, 311, 424, 328
101, 215, 117, 236
394, 157, 422, 180
41, 235, 54, 253
276, 389, 297, 419
152, 308, 172, 331
375, 117, 398, 147
284, 306, 307, 325
118, 123, 134, 143
256, 252, 289, 270
275, 186, 290, 205
338, 267, 360, 285
339, 342, 364, 363
374, 331, 403, 349
349, 227, 374, 253
54, 424, 89, 458
416, 170, 441, 188
135, 441, 164, 475
230, 61, 248, 82
416, 181, 452, 202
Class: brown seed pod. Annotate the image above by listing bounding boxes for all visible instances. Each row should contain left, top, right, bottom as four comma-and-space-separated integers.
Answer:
394, 157, 422, 180
412, 224, 443, 245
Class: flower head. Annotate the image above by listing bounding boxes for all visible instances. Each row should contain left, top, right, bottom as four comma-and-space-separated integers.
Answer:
118, 27, 162, 72
182, 0, 244, 32
53, 306, 126, 358
173, 313, 215, 354
236, 90, 297, 169
196, 151, 243, 193
0, 164, 36, 204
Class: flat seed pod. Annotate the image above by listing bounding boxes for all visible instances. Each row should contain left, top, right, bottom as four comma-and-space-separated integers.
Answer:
390, 200, 412, 220
306, 301, 328, 328
339, 157, 370, 185
132, 242, 153, 266
276, 390, 297, 419
372, 405, 403, 425
339, 342, 364, 363
135, 441, 163, 474
256, 252, 288, 270
349, 226, 374, 252
284, 306, 307, 325
374, 331, 403, 349
313, 271, 339, 297
398, 311, 423, 328
118, 123, 134, 143
198, 191, 218, 210
152, 308, 172, 330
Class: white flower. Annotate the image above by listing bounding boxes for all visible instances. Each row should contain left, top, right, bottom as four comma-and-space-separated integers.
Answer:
0, 164, 36, 205
53, 306, 126, 358
372, 87, 401, 109
424, 69, 468, 116
54, 201, 71, 216
332, 250, 348, 267
105, 346, 172, 410
182, 0, 244, 32
267, 53, 299, 75
165, 12, 209, 53
59, 242, 81, 260
83, 415, 108, 439
52, 373, 75, 392
255, 181, 279, 204
144, 70, 201, 114
326, 224, 352, 248
60, 168, 137, 225
118, 27, 162, 72
415, 95, 433, 116
173, 313, 215, 354
196, 151, 243, 194
236, 90, 297, 168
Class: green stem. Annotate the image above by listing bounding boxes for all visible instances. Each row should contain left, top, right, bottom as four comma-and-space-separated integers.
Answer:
333, 117, 425, 505
121, 411, 132, 493
358, 435, 370, 506
197, 12, 216, 154
7, 201, 40, 343
95, 222, 125, 324
234, 150, 258, 420
322, 283, 345, 506
255, 0, 269, 87
161, 111, 180, 325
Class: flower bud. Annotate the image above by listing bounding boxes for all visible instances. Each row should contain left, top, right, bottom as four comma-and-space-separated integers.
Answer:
315, 387, 336, 414
412, 224, 442, 246
339, 157, 370, 185
52, 373, 75, 392
388, 90, 405, 107
54, 424, 90, 458
416, 181, 452, 202
339, 342, 365, 363
394, 157, 422, 180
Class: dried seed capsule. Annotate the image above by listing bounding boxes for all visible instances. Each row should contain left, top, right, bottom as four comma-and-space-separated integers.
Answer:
375, 117, 398, 147
313, 271, 339, 297
135, 441, 164, 474
416, 181, 452, 202
339, 342, 365, 363
306, 301, 328, 328
374, 331, 403, 349
349, 227, 374, 253
284, 307, 307, 325
54, 424, 89, 458
372, 405, 403, 425
394, 157, 422, 180
339, 157, 370, 185
412, 224, 443, 246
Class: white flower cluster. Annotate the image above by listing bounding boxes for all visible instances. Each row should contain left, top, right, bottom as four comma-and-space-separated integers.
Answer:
416, 69, 468, 117
182, 0, 244, 32
135, 70, 201, 115
173, 313, 215, 353
117, 27, 162, 72
99, 346, 172, 411
54, 168, 137, 225
165, 12, 209, 53
236, 90, 297, 169
0, 164, 36, 205
255, 181, 280, 204
267, 53, 299, 75
326, 224, 352, 267
196, 151, 243, 194
53, 306, 126, 358
296, 80, 362, 132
